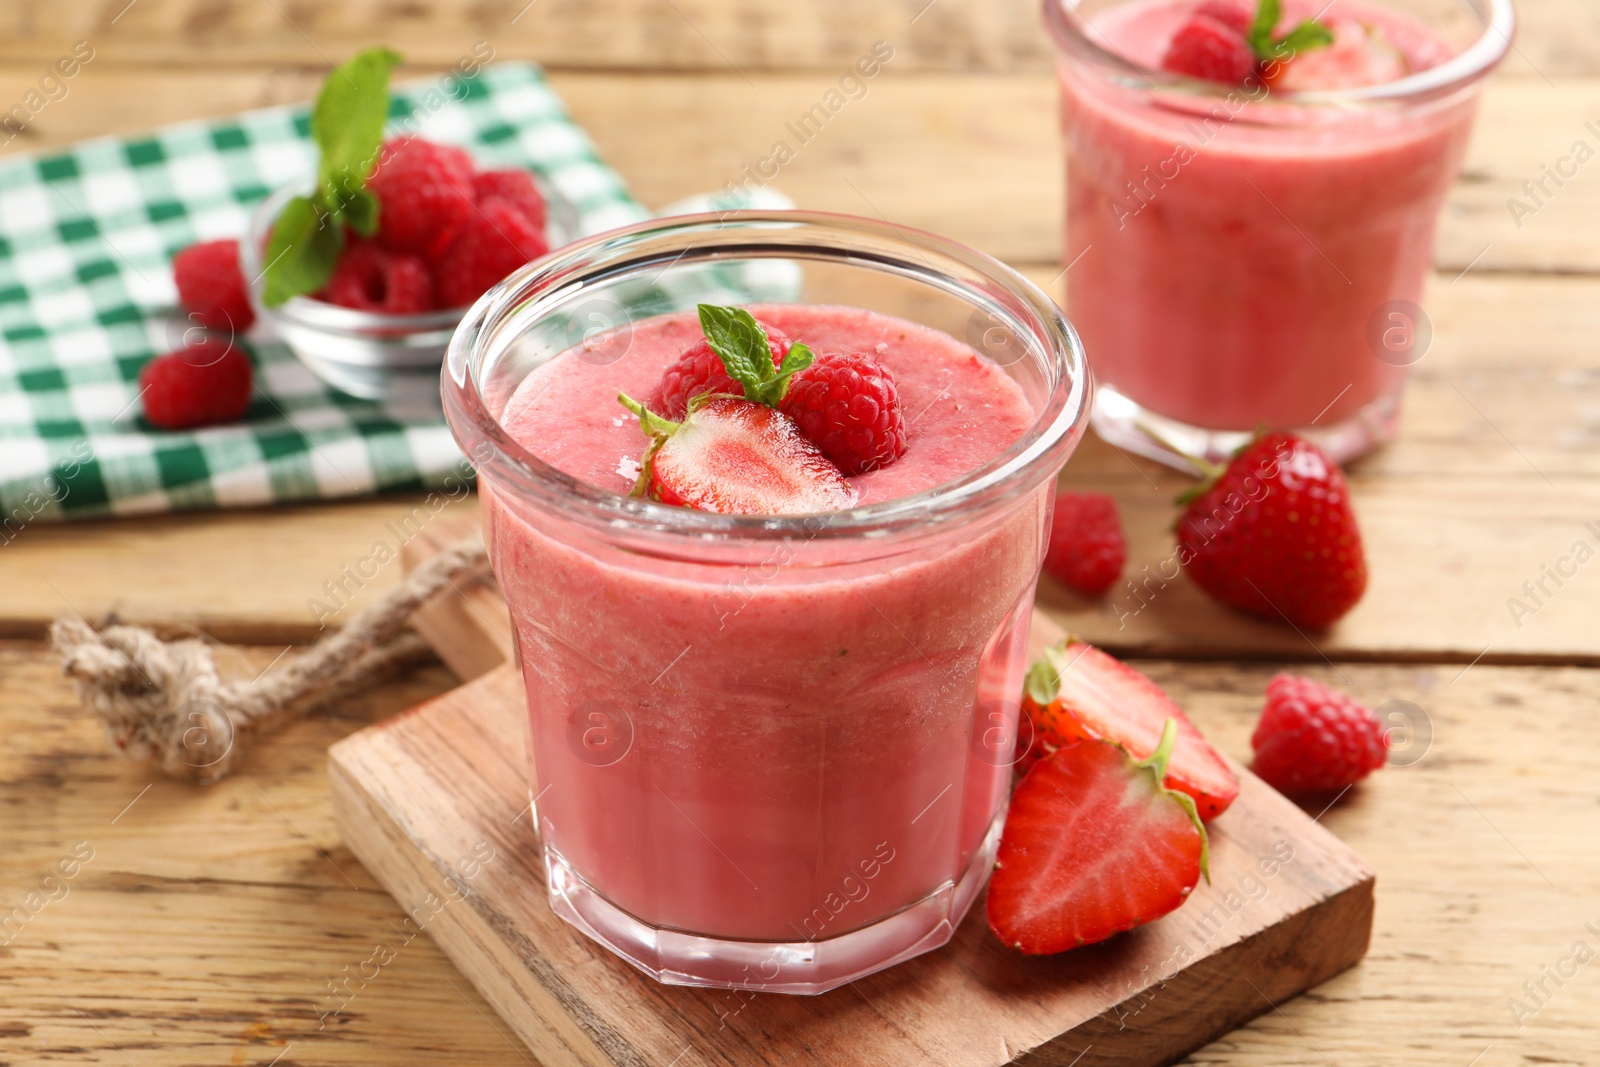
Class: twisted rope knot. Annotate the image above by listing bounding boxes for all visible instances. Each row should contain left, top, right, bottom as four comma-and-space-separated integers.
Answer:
52, 536, 491, 782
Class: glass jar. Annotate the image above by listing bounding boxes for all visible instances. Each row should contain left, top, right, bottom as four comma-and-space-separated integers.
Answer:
442, 211, 1090, 993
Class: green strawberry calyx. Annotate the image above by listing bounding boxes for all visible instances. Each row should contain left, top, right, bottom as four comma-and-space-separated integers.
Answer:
1133, 718, 1212, 882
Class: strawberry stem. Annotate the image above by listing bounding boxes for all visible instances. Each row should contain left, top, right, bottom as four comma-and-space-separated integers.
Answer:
1136, 719, 1212, 883
618, 392, 680, 438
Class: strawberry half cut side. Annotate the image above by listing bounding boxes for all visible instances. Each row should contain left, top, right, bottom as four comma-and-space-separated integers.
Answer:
987, 719, 1210, 954
1022, 640, 1240, 820
618, 393, 856, 516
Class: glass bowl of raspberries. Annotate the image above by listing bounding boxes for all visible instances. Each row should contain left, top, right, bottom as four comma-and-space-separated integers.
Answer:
241, 137, 576, 403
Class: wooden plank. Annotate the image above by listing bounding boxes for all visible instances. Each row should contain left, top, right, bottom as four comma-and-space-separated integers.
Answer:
0, 67, 1593, 272
3, 271, 1597, 660
329, 660, 1374, 1067
6, 636, 1598, 1065
0, 0, 1594, 76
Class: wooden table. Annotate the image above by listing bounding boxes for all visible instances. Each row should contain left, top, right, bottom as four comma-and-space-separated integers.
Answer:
3, 2, 1597, 1063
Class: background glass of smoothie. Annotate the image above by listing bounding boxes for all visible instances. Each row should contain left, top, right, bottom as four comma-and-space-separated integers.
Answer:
1046, 0, 1513, 468
442, 212, 1091, 993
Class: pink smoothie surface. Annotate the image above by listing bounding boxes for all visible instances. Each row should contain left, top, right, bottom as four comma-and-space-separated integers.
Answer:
1061, 0, 1477, 430
486, 304, 1049, 942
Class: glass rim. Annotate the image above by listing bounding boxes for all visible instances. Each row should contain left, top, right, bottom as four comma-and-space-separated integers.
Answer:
442, 209, 1092, 543
1043, 0, 1515, 106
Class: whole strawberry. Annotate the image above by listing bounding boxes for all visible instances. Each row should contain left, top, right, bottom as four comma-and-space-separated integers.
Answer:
1252, 674, 1387, 793
140, 338, 253, 430
1176, 432, 1366, 629
1042, 491, 1126, 597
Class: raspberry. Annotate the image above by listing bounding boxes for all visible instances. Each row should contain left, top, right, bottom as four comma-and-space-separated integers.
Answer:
1161, 15, 1257, 84
1195, 0, 1253, 36
172, 239, 255, 333
1042, 491, 1127, 597
473, 169, 547, 230
650, 324, 791, 420
1251, 674, 1388, 794
368, 137, 475, 257
318, 240, 434, 314
140, 337, 253, 430
779, 352, 907, 476
433, 196, 551, 309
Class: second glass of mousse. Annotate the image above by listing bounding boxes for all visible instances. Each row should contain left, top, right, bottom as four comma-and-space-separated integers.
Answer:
443, 212, 1091, 994
1046, 0, 1513, 467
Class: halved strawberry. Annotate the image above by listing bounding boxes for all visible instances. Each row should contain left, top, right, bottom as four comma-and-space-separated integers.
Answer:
618, 394, 856, 515
988, 720, 1209, 954
1021, 640, 1240, 820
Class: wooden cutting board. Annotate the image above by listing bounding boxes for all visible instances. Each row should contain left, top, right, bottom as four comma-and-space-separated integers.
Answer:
327, 517, 1375, 1067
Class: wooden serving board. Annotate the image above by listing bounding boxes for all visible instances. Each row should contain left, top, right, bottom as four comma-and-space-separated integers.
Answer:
327, 519, 1375, 1067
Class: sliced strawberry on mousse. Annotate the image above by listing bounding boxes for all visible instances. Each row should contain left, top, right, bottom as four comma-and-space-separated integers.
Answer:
619, 303, 860, 516
618, 394, 855, 514
988, 719, 1210, 954
1022, 640, 1240, 820
1267, 17, 1410, 90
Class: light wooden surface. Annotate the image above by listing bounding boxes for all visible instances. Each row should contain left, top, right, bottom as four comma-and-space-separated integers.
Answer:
1, 1, 1597, 1064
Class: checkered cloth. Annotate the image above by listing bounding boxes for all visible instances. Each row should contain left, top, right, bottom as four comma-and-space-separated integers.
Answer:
0, 63, 657, 524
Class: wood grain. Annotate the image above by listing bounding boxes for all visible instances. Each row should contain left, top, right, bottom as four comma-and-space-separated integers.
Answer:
0, 0, 1593, 76
330, 659, 1375, 1067
5, 636, 1598, 1065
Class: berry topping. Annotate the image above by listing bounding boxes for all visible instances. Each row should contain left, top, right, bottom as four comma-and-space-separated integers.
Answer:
1022, 640, 1240, 820
1195, 0, 1252, 35
368, 136, 476, 257
1251, 674, 1388, 794
779, 352, 908, 476
433, 195, 551, 309
139, 338, 253, 430
618, 395, 856, 515
173, 239, 255, 333
473, 169, 548, 230
318, 240, 434, 314
987, 719, 1209, 954
1162, 14, 1256, 84
1176, 432, 1368, 630
652, 324, 792, 421
1042, 491, 1126, 598
1267, 17, 1409, 90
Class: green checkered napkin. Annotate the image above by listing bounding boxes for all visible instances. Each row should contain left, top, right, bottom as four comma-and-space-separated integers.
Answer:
0, 63, 652, 524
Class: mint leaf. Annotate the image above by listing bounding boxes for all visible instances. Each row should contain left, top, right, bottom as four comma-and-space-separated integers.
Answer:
340, 187, 381, 238
311, 47, 401, 214
696, 304, 813, 408
1247, 0, 1281, 58
1272, 20, 1335, 59
262, 195, 343, 308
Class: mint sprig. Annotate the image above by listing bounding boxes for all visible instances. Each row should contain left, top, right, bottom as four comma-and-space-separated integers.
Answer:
696, 304, 813, 408
262, 47, 401, 307
1247, 0, 1334, 64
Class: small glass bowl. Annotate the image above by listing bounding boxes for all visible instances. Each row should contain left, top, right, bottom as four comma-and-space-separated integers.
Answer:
240, 178, 578, 404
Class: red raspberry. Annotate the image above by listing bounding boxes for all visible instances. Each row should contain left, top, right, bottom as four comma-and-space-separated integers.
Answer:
650, 324, 791, 420
1251, 674, 1388, 794
140, 337, 253, 430
779, 352, 907, 476
1042, 491, 1127, 597
172, 239, 255, 333
473, 169, 547, 230
318, 240, 434, 314
1161, 15, 1257, 83
1195, 0, 1253, 36
368, 137, 475, 257
433, 196, 551, 309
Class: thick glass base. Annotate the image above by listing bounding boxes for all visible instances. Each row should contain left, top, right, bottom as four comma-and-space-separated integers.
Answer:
1090, 382, 1402, 473
542, 807, 1005, 995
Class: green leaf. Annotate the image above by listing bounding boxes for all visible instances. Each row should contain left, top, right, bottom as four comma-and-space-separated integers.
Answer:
311, 47, 401, 210
1024, 656, 1061, 707
1272, 20, 1335, 59
340, 187, 381, 238
695, 304, 810, 408
1247, 0, 1281, 58
261, 195, 344, 307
